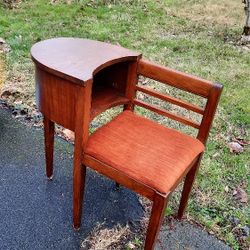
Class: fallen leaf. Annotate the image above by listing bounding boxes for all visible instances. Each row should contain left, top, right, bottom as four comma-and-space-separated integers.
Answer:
239, 34, 250, 45
228, 142, 244, 154
233, 187, 248, 203
0, 37, 11, 53
137, 93, 145, 100
212, 152, 220, 158
0, 88, 21, 99
234, 138, 250, 146
140, 77, 150, 85
14, 100, 22, 105
127, 242, 135, 249
62, 129, 75, 141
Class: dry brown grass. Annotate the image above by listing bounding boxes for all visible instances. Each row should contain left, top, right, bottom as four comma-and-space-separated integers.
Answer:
81, 223, 131, 250
168, 0, 245, 27
1, 71, 28, 100
1, 0, 22, 9
0, 61, 35, 107
0, 56, 6, 93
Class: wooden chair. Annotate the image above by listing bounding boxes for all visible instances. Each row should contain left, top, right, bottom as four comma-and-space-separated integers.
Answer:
80, 60, 223, 249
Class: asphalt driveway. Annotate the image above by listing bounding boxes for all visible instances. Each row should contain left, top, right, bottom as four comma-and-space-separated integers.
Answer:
0, 107, 230, 250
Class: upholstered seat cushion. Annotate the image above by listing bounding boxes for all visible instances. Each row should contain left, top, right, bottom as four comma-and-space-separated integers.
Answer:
85, 111, 204, 194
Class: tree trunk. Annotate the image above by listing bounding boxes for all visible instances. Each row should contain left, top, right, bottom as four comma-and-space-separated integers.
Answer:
243, 0, 250, 35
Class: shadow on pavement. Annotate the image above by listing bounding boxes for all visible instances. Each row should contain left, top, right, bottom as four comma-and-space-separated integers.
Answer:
0, 107, 144, 249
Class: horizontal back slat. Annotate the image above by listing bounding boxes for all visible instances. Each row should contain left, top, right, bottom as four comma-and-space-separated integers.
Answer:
138, 59, 214, 98
136, 85, 204, 115
134, 100, 200, 129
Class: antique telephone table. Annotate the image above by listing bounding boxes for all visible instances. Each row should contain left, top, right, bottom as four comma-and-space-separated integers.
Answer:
31, 38, 222, 250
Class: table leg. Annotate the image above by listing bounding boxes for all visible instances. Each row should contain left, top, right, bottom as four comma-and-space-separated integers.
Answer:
72, 130, 85, 229
43, 116, 55, 179
72, 81, 92, 229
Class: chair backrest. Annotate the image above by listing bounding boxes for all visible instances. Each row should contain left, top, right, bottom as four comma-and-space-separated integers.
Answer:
133, 59, 223, 145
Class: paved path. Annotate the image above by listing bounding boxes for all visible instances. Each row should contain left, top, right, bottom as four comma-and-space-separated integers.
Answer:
0, 107, 230, 250
156, 220, 230, 250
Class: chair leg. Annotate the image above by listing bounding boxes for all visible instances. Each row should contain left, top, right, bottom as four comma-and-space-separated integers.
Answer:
43, 117, 55, 179
177, 156, 202, 219
144, 194, 168, 250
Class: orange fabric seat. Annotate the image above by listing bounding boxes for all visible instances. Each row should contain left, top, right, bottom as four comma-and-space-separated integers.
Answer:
85, 111, 204, 194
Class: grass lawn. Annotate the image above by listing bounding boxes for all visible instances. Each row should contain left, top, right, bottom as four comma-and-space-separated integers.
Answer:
0, 0, 249, 249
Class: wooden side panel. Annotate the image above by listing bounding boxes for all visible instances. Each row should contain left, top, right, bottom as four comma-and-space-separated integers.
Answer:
83, 154, 156, 200
35, 66, 80, 131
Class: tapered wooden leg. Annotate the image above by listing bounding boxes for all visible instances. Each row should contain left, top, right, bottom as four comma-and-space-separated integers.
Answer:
144, 194, 168, 250
177, 156, 202, 219
72, 82, 92, 229
73, 138, 86, 229
115, 182, 120, 190
73, 164, 86, 229
44, 117, 55, 179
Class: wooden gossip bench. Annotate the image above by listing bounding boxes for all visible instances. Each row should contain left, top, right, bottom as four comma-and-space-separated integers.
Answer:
31, 38, 222, 250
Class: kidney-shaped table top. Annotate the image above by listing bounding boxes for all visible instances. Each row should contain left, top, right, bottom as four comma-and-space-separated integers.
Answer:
31, 37, 141, 85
